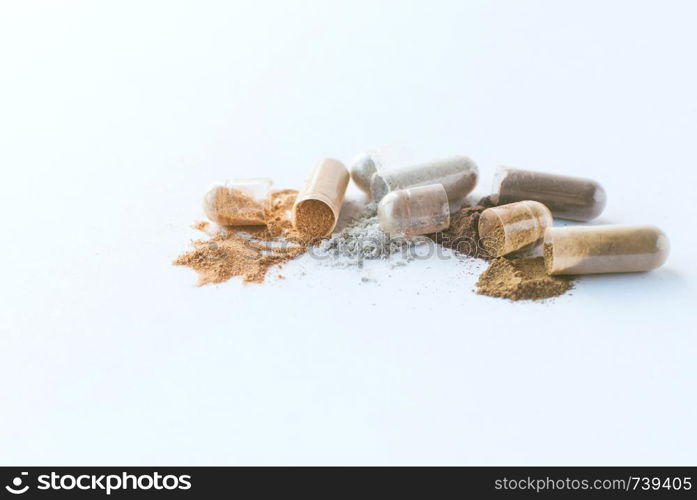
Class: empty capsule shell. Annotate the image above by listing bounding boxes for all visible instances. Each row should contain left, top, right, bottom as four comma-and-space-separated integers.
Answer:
478, 200, 553, 257
544, 225, 669, 275
370, 156, 478, 206
378, 184, 450, 237
492, 166, 606, 221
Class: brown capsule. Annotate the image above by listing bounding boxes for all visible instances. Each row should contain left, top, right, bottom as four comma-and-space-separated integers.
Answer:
492, 166, 606, 221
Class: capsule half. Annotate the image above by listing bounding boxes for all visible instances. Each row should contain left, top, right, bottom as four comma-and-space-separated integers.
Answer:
378, 184, 450, 237
478, 200, 553, 257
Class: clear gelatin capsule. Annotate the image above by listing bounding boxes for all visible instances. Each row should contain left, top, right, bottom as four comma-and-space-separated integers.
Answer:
350, 151, 380, 195
202, 178, 272, 226
378, 184, 450, 237
350, 146, 413, 197
370, 156, 478, 207
492, 166, 606, 221
544, 225, 669, 275
478, 200, 553, 257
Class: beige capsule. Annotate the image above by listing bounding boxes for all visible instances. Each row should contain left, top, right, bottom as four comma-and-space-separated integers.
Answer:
478, 200, 552, 257
293, 158, 350, 238
544, 225, 669, 275
492, 166, 606, 221
378, 184, 450, 237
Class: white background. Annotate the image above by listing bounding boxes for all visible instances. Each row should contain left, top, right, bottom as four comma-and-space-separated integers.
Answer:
1, 0, 695, 465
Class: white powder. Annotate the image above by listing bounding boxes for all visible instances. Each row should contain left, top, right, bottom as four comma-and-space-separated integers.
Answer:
315, 200, 433, 268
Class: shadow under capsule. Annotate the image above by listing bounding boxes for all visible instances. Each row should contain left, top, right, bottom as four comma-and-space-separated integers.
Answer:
570, 267, 688, 305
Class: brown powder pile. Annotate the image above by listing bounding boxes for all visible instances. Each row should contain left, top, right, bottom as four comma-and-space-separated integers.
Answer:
430, 205, 494, 259
264, 189, 298, 238
477, 194, 499, 208
294, 199, 335, 240
203, 186, 266, 226
476, 257, 573, 301
174, 190, 309, 285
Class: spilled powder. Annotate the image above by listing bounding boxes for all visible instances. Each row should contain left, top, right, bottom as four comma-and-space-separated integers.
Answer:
477, 194, 499, 208
174, 190, 308, 285
430, 205, 494, 259
176, 187, 574, 302
476, 257, 573, 301
317, 202, 428, 267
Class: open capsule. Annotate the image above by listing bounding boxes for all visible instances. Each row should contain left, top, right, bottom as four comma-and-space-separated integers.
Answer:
202, 178, 272, 226
378, 184, 450, 237
478, 200, 553, 257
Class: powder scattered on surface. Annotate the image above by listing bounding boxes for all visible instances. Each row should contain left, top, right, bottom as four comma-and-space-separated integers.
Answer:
430, 205, 494, 259
294, 199, 335, 240
317, 202, 429, 267
203, 186, 266, 226
476, 257, 573, 301
174, 190, 309, 285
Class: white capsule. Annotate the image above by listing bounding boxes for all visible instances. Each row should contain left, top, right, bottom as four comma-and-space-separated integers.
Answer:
349, 151, 379, 194
370, 156, 478, 206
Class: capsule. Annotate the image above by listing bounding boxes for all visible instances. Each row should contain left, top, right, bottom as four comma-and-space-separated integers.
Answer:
350, 151, 379, 194
370, 156, 478, 206
492, 166, 606, 221
478, 200, 552, 257
377, 184, 450, 237
293, 158, 350, 238
544, 225, 669, 275
203, 178, 271, 226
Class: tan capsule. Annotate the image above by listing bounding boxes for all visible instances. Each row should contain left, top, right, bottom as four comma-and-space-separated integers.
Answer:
293, 158, 349, 238
544, 225, 669, 275
493, 166, 606, 221
478, 200, 552, 257
378, 184, 450, 237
